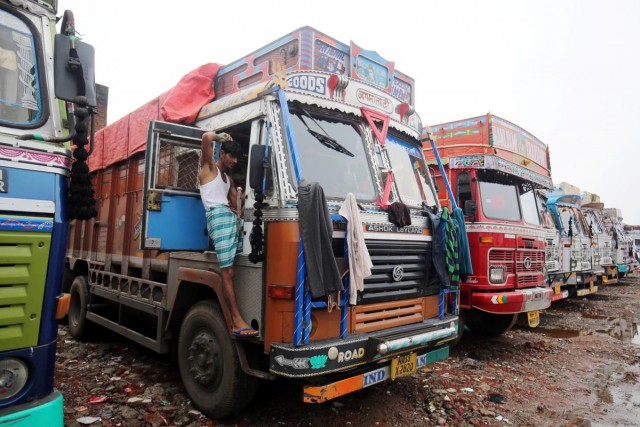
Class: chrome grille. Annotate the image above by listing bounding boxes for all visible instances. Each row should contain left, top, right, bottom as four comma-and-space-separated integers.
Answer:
360, 240, 428, 305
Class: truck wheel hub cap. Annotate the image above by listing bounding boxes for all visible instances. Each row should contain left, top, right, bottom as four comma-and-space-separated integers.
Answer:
188, 332, 220, 385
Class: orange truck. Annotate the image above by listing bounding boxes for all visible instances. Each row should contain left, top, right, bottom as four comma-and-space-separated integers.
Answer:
424, 114, 553, 337
64, 27, 459, 418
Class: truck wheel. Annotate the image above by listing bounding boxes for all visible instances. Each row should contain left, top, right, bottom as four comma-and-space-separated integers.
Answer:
178, 300, 257, 419
465, 310, 518, 336
68, 276, 91, 340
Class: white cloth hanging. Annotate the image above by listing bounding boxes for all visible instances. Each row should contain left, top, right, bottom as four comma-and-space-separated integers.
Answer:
339, 193, 373, 305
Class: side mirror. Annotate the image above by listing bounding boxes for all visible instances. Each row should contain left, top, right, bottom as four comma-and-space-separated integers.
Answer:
249, 145, 270, 191
463, 199, 477, 221
54, 34, 97, 107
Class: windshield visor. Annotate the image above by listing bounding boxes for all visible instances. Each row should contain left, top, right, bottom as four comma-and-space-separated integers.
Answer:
0, 9, 44, 127
288, 109, 376, 201
385, 136, 437, 207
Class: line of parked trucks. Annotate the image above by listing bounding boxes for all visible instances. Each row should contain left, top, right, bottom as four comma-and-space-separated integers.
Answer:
1, 14, 638, 424
64, 27, 639, 418
425, 115, 639, 338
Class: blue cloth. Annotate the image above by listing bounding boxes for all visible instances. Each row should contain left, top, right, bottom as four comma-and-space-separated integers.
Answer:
453, 207, 473, 280
206, 205, 239, 268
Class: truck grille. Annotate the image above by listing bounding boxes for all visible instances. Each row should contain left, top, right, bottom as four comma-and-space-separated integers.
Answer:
488, 249, 515, 273
516, 250, 545, 286
359, 240, 429, 305
0, 229, 52, 351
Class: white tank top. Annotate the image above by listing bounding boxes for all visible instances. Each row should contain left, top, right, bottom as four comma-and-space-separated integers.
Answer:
199, 167, 230, 209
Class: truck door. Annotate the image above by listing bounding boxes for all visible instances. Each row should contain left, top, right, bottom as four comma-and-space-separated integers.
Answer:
142, 121, 207, 251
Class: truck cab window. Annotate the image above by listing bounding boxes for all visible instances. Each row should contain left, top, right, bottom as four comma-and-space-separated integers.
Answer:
385, 135, 437, 207
287, 107, 376, 201
476, 170, 521, 221
456, 172, 472, 215
520, 189, 541, 226
0, 9, 43, 126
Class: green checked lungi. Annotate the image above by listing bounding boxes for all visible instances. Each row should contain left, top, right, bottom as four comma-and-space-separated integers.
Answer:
206, 205, 242, 268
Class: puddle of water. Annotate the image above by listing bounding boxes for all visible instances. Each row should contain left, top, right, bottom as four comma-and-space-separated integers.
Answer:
581, 312, 613, 320
527, 328, 585, 339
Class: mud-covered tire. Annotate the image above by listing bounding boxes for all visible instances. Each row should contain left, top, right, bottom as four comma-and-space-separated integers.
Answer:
68, 276, 91, 340
465, 310, 518, 336
178, 300, 257, 419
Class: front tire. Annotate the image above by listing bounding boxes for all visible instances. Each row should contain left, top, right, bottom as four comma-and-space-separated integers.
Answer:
465, 309, 518, 336
178, 300, 257, 419
68, 276, 91, 340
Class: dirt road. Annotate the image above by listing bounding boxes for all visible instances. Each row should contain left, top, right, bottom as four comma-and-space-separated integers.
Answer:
58, 276, 640, 427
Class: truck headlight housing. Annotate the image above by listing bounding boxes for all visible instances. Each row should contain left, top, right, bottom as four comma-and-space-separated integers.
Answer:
0, 358, 28, 400
489, 266, 505, 284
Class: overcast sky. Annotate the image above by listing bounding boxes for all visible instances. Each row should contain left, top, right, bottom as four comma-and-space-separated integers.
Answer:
59, 0, 640, 224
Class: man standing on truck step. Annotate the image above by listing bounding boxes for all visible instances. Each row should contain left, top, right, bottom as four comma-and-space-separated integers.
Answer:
199, 131, 258, 337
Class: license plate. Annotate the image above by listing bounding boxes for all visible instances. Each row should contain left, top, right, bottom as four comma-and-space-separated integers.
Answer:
391, 352, 417, 380
0, 168, 7, 193
527, 310, 540, 328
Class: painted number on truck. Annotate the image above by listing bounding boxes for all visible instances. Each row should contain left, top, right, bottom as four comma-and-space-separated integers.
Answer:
0, 169, 7, 193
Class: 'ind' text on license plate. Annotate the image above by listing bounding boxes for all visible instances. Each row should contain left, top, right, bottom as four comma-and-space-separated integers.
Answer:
391, 352, 417, 380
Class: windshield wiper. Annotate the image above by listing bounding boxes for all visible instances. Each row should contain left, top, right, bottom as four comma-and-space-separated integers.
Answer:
307, 129, 354, 157
291, 101, 354, 157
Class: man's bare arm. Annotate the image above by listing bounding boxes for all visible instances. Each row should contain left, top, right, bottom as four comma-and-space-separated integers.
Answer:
200, 132, 217, 169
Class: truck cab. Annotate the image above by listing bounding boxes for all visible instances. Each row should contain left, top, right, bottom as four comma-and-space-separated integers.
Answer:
602, 208, 635, 278
580, 193, 618, 285
425, 114, 553, 337
546, 184, 597, 297
65, 27, 459, 418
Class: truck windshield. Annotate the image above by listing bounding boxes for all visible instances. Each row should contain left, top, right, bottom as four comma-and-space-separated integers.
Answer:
477, 172, 521, 221
520, 189, 540, 226
0, 8, 44, 127
288, 108, 376, 201
385, 135, 437, 207
558, 207, 586, 236
585, 211, 603, 233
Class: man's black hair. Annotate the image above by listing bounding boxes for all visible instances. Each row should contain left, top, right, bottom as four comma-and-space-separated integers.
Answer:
221, 140, 242, 157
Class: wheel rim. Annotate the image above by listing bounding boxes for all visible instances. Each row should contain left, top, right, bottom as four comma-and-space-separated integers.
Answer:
187, 331, 222, 388
69, 289, 80, 327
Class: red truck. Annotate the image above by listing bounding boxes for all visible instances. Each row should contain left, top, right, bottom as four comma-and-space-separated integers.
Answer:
424, 114, 553, 336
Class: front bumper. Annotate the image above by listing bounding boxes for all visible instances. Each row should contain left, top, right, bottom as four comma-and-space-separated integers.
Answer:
269, 314, 457, 378
471, 286, 553, 314
303, 345, 449, 403
0, 390, 62, 427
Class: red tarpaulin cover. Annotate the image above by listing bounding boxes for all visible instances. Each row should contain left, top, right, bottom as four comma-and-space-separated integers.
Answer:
89, 63, 221, 172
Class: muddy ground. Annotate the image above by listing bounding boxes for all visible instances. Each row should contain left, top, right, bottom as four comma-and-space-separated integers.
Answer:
57, 276, 640, 427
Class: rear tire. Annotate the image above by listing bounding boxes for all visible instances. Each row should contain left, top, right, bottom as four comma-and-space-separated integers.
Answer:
68, 276, 91, 340
465, 309, 518, 336
178, 300, 257, 419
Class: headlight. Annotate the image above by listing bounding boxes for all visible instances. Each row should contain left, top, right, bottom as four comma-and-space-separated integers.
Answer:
0, 358, 28, 400
489, 266, 505, 284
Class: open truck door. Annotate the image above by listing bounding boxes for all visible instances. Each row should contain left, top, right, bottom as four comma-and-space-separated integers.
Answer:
142, 121, 207, 251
